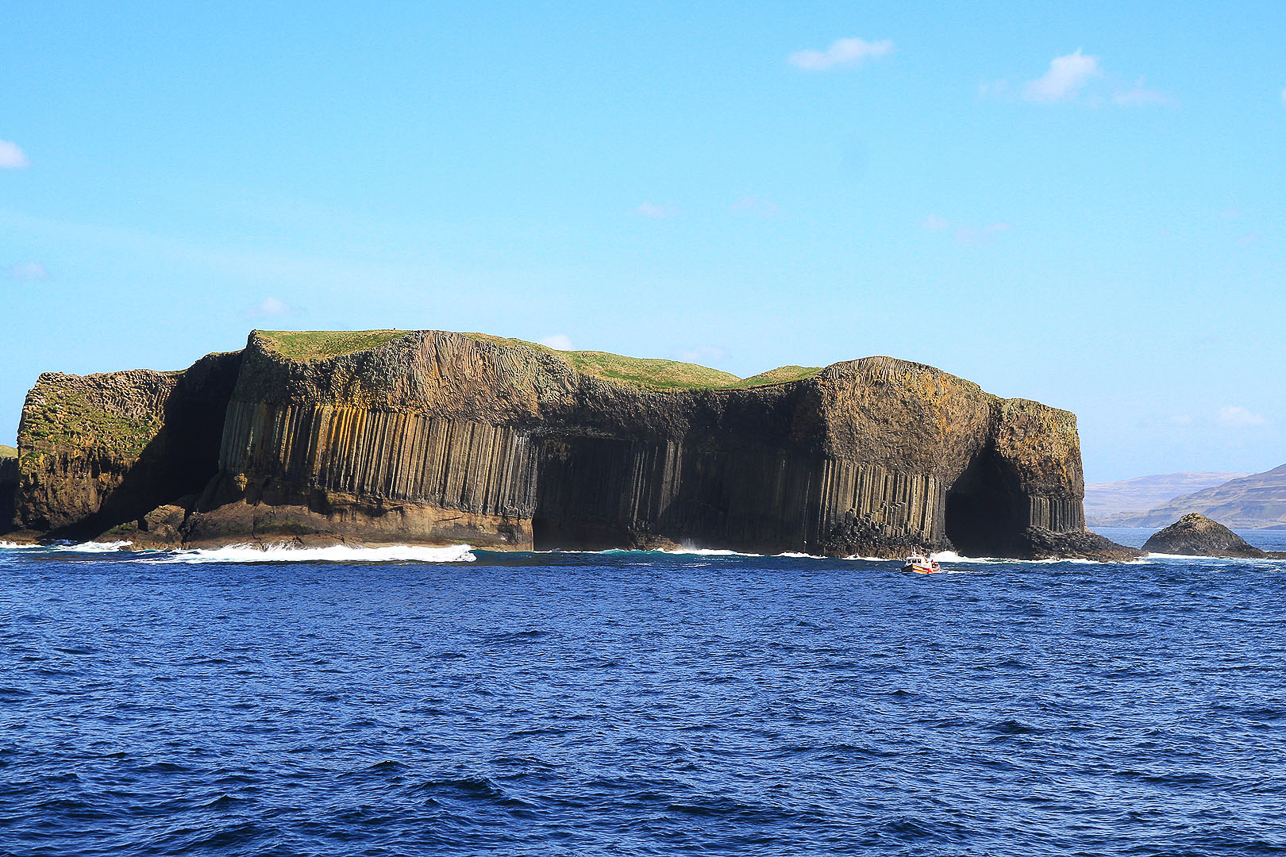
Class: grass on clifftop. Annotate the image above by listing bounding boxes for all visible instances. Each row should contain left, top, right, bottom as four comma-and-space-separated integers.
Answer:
464, 334, 743, 390
726, 365, 823, 388
256, 329, 823, 391
257, 330, 409, 361
0, 444, 15, 458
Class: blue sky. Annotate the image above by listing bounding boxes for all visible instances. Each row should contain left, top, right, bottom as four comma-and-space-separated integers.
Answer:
2, 1, 1283, 481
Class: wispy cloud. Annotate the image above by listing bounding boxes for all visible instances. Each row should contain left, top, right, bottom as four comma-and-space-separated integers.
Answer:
8, 261, 47, 280
1217, 405, 1267, 428
921, 214, 1010, 246
955, 223, 1012, 247
1113, 78, 1174, 107
539, 333, 573, 351
983, 51, 1172, 107
0, 140, 29, 169
731, 196, 779, 217
788, 37, 892, 71
635, 201, 678, 219
1024, 50, 1102, 103
921, 212, 951, 232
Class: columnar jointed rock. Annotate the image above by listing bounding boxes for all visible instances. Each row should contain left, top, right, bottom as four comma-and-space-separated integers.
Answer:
1142, 513, 1268, 558
10, 330, 1135, 560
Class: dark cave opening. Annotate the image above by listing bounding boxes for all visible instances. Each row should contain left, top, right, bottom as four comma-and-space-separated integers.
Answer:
944, 453, 1025, 557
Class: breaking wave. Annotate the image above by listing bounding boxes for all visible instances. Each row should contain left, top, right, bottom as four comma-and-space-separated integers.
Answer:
145, 543, 477, 564
48, 540, 136, 553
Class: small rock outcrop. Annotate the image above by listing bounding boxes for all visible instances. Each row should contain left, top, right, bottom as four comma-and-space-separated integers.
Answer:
1142, 513, 1266, 558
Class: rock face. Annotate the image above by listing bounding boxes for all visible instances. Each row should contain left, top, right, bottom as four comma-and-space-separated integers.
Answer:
13, 352, 242, 540
10, 330, 1133, 560
1142, 513, 1267, 558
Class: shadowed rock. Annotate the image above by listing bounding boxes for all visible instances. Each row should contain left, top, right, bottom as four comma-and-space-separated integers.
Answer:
0, 454, 16, 532
1142, 513, 1271, 558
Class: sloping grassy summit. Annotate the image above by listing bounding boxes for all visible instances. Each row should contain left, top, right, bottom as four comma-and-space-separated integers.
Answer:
0, 444, 16, 458
257, 329, 821, 391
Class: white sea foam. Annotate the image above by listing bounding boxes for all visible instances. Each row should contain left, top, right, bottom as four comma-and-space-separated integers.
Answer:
1143, 552, 1286, 564
542, 546, 764, 558
148, 543, 476, 564
0, 540, 41, 550
50, 540, 135, 553
661, 547, 760, 557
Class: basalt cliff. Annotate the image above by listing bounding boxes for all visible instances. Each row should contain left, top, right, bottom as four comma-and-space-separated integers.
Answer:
3, 330, 1136, 560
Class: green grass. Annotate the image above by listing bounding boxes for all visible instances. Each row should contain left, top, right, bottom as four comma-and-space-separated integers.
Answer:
257, 330, 410, 361
725, 365, 823, 389
257, 329, 824, 391
18, 386, 163, 465
463, 334, 742, 390
0, 444, 15, 458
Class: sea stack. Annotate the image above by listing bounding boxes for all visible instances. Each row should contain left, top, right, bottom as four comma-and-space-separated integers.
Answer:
1142, 513, 1267, 558
7, 329, 1137, 560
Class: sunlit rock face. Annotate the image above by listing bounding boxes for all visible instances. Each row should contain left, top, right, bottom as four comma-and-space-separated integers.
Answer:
11, 330, 1125, 560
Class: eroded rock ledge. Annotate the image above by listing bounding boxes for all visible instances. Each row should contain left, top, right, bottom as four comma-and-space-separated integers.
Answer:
5, 330, 1135, 560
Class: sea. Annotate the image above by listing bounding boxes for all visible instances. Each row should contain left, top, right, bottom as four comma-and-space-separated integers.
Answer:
2, 528, 1285, 856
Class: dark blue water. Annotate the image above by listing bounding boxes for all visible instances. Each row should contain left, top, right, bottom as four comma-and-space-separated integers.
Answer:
3, 540, 1286, 856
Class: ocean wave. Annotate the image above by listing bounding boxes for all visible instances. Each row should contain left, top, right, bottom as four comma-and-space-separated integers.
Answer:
533, 547, 765, 558
1143, 552, 1286, 564
145, 543, 477, 564
661, 547, 760, 557
0, 541, 41, 550
49, 540, 135, 553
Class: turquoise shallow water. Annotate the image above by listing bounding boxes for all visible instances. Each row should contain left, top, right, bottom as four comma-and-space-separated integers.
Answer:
2, 542, 1285, 856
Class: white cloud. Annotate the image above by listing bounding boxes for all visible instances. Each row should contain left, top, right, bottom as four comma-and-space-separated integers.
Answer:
539, 334, 573, 351
1217, 406, 1267, 428
8, 261, 47, 280
1024, 50, 1102, 103
0, 140, 29, 169
788, 37, 893, 71
731, 196, 779, 217
635, 201, 677, 219
922, 212, 951, 232
1007, 53, 1172, 107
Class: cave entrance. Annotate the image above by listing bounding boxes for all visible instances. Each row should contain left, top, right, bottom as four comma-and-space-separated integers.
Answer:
943, 453, 1024, 557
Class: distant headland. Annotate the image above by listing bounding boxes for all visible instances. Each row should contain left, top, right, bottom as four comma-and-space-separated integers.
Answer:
3, 330, 1138, 560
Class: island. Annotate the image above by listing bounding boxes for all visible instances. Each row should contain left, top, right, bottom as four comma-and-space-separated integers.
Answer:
3, 330, 1138, 560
